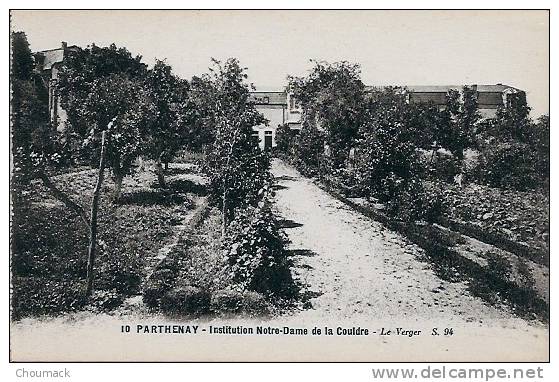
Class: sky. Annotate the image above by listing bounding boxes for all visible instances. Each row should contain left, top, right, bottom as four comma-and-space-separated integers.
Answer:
11, 10, 549, 117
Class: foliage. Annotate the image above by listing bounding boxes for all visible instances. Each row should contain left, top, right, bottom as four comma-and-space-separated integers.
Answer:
474, 140, 541, 191
57, 43, 147, 140
529, 115, 549, 184
274, 124, 297, 155
486, 92, 532, 142
210, 289, 269, 316
200, 58, 270, 223
438, 181, 549, 251
354, 88, 419, 199
83, 74, 156, 187
160, 286, 211, 315
222, 188, 294, 296
288, 60, 365, 168
11, 32, 55, 186
436, 87, 479, 161
292, 126, 325, 177
380, 174, 446, 223
142, 60, 195, 186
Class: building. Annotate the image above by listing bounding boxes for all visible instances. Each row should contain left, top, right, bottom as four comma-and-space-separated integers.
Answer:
248, 91, 302, 150
31, 43, 523, 149
33, 42, 78, 132
249, 84, 524, 149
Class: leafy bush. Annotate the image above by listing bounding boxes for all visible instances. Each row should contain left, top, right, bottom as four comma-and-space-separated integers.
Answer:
381, 175, 446, 223
142, 259, 180, 308
210, 289, 270, 316
274, 124, 297, 155
420, 150, 462, 183
222, 199, 294, 297
95, 248, 144, 296
292, 127, 325, 177
159, 285, 211, 315
475, 141, 540, 191
89, 289, 124, 311
11, 277, 87, 319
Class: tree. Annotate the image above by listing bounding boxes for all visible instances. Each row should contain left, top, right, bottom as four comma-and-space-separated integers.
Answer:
531, 115, 549, 182
200, 58, 269, 235
83, 73, 155, 199
11, 32, 53, 187
489, 91, 532, 142
57, 44, 153, 199
57, 43, 147, 155
288, 60, 366, 169
274, 124, 297, 154
142, 59, 194, 187
355, 88, 419, 200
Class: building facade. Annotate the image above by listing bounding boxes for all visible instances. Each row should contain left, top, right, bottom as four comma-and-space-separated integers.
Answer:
248, 91, 302, 150
249, 84, 524, 149
31, 44, 523, 150
33, 42, 78, 132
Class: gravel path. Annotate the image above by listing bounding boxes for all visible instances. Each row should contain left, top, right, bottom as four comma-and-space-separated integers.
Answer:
271, 159, 545, 327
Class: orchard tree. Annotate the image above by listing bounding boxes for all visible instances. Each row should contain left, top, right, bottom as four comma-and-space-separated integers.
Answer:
200, 58, 269, 235
83, 73, 155, 199
11, 32, 53, 187
355, 88, 418, 200
57, 43, 147, 149
142, 59, 194, 187
489, 91, 532, 142
436, 87, 479, 161
288, 60, 366, 169
57, 44, 153, 199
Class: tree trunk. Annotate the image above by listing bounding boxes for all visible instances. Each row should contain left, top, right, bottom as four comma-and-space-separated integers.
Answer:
86, 131, 108, 298
164, 161, 169, 171
221, 187, 228, 237
155, 155, 167, 189
113, 172, 123, 202
38, 171, 89, 229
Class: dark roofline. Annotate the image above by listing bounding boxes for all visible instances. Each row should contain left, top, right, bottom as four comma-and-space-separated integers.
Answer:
34, 45, 79, 54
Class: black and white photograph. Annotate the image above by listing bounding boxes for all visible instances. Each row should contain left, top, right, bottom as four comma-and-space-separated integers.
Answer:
8, 9, 550, 364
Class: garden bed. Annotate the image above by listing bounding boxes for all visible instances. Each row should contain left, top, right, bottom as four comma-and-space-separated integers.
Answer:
428, 182, 549, 255
11, 163, 198, 319
142, 207, 272, 317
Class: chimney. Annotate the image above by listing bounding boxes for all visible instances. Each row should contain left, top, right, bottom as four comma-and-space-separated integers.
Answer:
61, 41, 67, 50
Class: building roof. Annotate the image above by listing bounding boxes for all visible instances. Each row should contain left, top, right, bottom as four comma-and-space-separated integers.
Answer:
34, 44, 78, 70
364, 84, 521, 93
248, 91, 287, 105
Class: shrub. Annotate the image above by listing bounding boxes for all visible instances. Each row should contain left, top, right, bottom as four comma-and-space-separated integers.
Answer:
242, 291, 270, 316
292, 127, 325, 177
210, 289, 270, 316
89, 289, 124, 311
382, 175, 446, 223
222, 202, 294, 297
159, 285, 211, 315
421, 150, 462, 183
210, 289, 244, 313
274, 124, 297, 155
475, 141, 540, 191
96, 250, 144, 296
142, 260, 180, 308
11, 277, 87, 319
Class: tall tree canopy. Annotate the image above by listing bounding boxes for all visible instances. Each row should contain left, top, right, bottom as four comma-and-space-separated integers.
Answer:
142, 59, 194, 187
288, 60, 366, 169
200, 58, 269, 233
